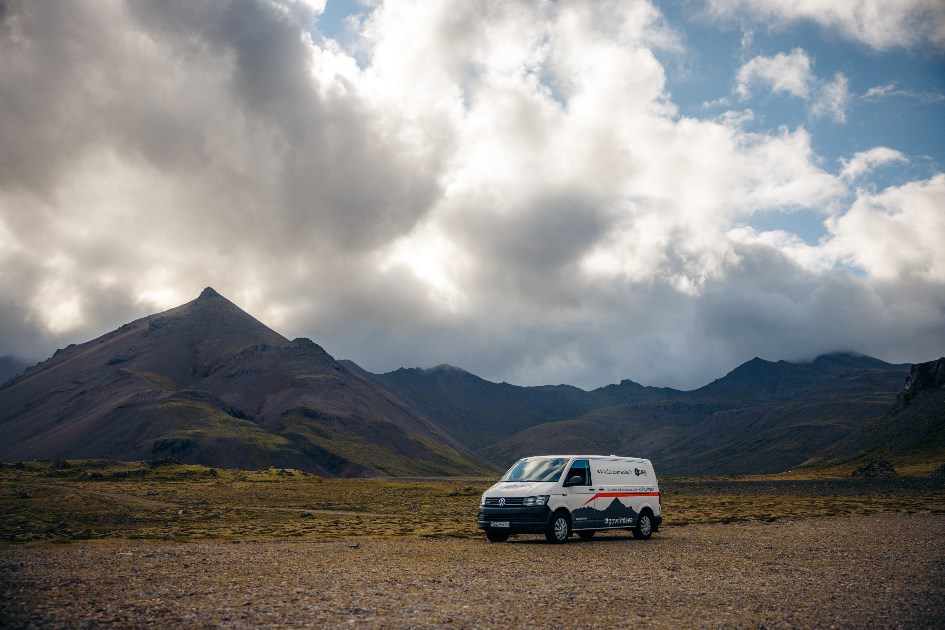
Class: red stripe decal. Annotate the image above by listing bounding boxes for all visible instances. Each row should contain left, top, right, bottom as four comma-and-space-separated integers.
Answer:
582, 491, 660, 506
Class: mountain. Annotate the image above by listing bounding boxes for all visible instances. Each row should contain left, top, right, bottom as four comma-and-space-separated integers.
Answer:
368, 365, 603, 450
364, 364, 685, 453
1, 288, 926, 477
690, 353, 899, 403
356, 352, 911, 475
803, 357, 945, 469
477, 354, 912, 475
0, 288, 488, 477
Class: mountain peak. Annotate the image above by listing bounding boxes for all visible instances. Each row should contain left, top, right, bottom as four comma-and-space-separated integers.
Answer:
199, 287, 222, 299
430, 364, 467, 374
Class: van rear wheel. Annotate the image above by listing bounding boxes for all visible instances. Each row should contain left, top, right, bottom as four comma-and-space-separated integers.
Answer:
545, 511, 571, 544
633, 511, 653, 540
486, 530, 510, 543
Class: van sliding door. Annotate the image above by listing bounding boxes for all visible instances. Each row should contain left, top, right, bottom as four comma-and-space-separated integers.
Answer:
563, 459, 600, 529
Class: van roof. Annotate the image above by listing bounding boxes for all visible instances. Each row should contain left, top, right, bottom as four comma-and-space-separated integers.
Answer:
524, 454, 650, 463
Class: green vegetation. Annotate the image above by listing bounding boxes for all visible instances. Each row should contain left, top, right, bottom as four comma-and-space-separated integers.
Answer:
277, 415, 490, 477
1, 460, 942, 544
129, 370, 177, 391
157, 400, 295, 451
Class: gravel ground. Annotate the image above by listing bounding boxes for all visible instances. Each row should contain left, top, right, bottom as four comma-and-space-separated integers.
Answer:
2, 513, 943, 628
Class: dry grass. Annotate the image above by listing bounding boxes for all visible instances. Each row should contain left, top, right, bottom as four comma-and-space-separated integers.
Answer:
1, 459, 942, 543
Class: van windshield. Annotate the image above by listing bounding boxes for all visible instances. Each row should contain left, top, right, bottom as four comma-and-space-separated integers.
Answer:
501, 458, 568, 483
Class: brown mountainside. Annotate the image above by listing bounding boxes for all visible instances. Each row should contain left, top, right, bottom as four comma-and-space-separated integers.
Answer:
0, 289, 487, 476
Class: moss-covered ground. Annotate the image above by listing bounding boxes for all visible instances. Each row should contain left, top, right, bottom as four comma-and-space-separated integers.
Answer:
1, 460, 942, 543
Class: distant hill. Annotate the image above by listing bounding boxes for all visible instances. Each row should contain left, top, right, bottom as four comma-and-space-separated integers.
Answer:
0, 288, 489, 477
803, 357, 945, 470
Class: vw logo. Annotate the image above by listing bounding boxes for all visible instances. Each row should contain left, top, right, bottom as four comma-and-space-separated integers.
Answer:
498, 498, 506, 507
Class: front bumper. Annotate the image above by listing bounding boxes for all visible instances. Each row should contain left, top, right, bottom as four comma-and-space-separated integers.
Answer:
477, 505, 552, 535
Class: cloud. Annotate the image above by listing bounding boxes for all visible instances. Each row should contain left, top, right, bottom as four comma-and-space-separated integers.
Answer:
736, 48, 812, 100
734, 49, 851, 122
863, 82, 945, 104
826, 174, 945, 282
810, 72, 850, 123
0, 0, 943, 391
706, 0, 945, 51
840, 147, 908, 181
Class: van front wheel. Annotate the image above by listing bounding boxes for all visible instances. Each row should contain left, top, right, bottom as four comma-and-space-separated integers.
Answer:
545, 511, 571, 544
633, 511, 653, 540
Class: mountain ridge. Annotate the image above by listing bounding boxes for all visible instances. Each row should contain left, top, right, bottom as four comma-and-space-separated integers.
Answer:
0, 288, 933, 477
358, 353, 914, 475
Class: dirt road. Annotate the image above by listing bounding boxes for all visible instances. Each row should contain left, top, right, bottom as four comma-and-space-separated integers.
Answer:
2, 513, 943, 628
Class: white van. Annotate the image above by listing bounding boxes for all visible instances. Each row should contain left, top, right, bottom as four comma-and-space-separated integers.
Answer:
477, 455, 661, 543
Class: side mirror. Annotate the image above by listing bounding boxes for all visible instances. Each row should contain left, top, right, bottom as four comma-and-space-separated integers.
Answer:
565, 475, 584, 487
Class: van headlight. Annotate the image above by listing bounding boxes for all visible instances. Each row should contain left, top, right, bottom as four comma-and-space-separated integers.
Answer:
523, 495, 549, 507
480, 495, 486, 506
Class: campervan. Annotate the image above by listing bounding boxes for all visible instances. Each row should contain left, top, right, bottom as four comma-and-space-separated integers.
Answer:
477, 455, 661, 543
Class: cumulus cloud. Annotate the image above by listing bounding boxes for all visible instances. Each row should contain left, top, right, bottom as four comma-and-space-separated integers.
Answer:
706, 0, 945, 51
736, 48, 812, 100
826, 175, 945, 282
735, 50, 851, 122
0, 0, 943, 390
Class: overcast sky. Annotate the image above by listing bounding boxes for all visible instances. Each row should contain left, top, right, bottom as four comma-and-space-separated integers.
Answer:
1, 0, 943, 390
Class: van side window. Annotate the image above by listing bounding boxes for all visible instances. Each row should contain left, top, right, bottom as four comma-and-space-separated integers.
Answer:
565, 459, 591, 486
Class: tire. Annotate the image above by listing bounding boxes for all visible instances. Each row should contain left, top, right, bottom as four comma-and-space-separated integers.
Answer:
486, 530, 510, 543
633, 511, 654, 540
545, 511, 571, 544
576, 530, 596, 539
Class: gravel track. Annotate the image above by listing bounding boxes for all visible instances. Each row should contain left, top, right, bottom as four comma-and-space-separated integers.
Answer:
2, 513, 943, 628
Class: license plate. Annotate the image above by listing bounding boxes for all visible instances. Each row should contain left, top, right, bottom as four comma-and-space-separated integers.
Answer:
491, 521, 510, 528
